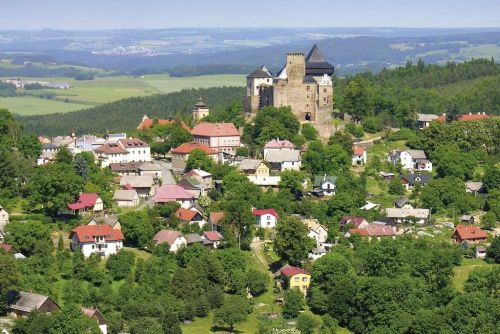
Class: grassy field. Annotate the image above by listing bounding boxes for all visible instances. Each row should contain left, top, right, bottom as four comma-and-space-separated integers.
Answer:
453, 258, 497, 292
0, 74, 245, 116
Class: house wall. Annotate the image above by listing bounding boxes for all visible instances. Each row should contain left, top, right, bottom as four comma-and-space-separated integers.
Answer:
281, 160, 301, 171
0, 209, 9, 225
116, 198, 139, 207
321, 182, 336, 196
75, 238, 123, 258
93, 199, 104, 211
256, 163, 270, 177
170, 237, 187, 252
97, 153, 129, 168
288, 273, 310, 295
125, 146, 151, 163
257, 215, 277, 229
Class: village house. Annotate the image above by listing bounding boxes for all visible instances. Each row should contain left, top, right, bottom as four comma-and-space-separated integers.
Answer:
88, 216, 121, 230
0, 243, 26, 259
74, 135, 107, 153
37, 143, 59, 165
137, 114, 189, 131
247, 175, 282, 188
191, 122, 241, 155
171, 142, 219, 171
239, 159, 270, 177
153, 230, 187, 252
52, 135, 77, 150
109, 162, 143, 175
312, 175, 337, 197
452, 225, 488, 243
308, 246, 328, 261
0, 205, 9, 227
274, 265, 311, 296
252, 208, 279, 229
395, 198, 413, 209
389, 149, 432, 172
177, 174, 209, 198
301, 218, 328, 245
340, 216, 369, 231
436, 112, 491, 123
183, 169, 213, 187
113, 189, 140, 207
120, 174, 156, 198
475, 246, 487, 259
465, 181, 484, 196
69, 224, 124, 258
417, 113, 440, 129
67, 193, 104, 214
379, 171, 395, 180
95, 137, 151, 168
401, 174, 432, 190
348, 224, 397, 241
154, 184, 195, 208
385, 207, 430, 225
209, 211, 225, 231
264, 149, 301, 172
201, 231, 223, 249
263, 138, 296, 158
460, 215, 475, 224
7, 291, 60, 318
352, 146, 367, 165
138, 162, 162, 179
82, 307, 108, 334
185, 233, 204, 246
175, 208, 206, 228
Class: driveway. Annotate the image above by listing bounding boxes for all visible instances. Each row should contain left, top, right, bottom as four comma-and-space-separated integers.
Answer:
153, 159, 175, 185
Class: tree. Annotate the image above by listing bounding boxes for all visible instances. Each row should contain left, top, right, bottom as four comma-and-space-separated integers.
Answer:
283, 288, 304, 318
106, 250, 136, 280
213, 295, 249, 331
73, 153, 89, 180
342, 78, 371, 122
186, 149, 213, 171
28, 163, 85, 216
274, 217, 315, 265
0, 252, 19, 314
120, 211, 156, 247
55, 146, 73, 164
388, 176, 406, 195
301, 123, 318, 141
50, 303, 101, 334
246, 268, 269, 296
5, 221, 51, 256
431, 144, 476, 179
464, 266, 500, 298
486, 236, 500, 263
296, 312, 321, 334
483, 166, 500, 192
481, 212, 497, 231
278, 171, 304, 200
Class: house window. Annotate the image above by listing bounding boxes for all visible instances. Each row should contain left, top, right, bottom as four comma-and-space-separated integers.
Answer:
92, 245, 95, 249
302, 277, 308, 282
294, 277, 300, 282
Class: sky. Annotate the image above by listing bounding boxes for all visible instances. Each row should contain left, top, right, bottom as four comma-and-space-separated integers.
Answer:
1, 0, 499, 30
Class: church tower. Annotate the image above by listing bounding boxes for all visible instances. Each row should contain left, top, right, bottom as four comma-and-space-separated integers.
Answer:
192, 97, 210, 122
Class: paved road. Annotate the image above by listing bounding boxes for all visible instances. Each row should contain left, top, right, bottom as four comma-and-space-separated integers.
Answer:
154, 160, 175, 185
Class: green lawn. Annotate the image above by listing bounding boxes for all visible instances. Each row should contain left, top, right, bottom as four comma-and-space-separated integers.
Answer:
1, 74, 245, 116
453, 258, 496, 292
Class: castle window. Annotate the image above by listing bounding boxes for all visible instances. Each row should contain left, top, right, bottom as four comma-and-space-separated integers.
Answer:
323, 88, 327, 93
323, 97, 327, 101
307, 86, 310, 91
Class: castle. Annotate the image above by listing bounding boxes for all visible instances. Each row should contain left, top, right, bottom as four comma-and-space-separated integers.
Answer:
244, 45, 334, 125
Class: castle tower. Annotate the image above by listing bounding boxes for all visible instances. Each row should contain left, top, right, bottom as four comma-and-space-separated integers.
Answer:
192, 97, 210, 122
285, 53, 305, 84
243, 65, 273, 116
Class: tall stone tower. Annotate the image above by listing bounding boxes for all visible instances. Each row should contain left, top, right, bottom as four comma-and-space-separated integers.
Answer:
285, 53, 306, 84
243, 65, 273, 116
192, 97, 210, 122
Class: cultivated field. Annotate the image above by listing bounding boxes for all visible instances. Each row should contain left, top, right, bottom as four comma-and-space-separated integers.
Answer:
0, 74, 245, 115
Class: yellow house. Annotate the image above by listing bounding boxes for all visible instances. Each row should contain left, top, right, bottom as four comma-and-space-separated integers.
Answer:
274, 265, 311, 295
239, 159, 270, 177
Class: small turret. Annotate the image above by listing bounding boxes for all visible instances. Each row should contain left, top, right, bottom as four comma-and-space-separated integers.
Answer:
192, 97, 209, 122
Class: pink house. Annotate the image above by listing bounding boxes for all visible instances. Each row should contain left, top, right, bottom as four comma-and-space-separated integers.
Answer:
67, 193, 103, 214
154, 185, 194, 208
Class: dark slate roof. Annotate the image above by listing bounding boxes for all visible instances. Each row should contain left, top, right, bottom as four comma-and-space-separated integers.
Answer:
248, 66, 272, 78
401, 174, 432, 185
195, 97, 206, 108
395, 198, 409, 208
305, 45, 334, 76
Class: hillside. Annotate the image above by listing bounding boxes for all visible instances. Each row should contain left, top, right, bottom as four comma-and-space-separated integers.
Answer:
17, 86, 245, 136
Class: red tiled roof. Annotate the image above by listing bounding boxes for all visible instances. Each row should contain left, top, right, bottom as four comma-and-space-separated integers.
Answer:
350, 224, 395, 237
454, 224, 488, 241
0, 243, 14, 253
457, 114, 490, 121
171, 142, 218, 155
340, 216, 367, 228
202, 231, 222, 242
138, 116, 190, 131
70, 225, 124, 243
264, 139, 295, 149
209, 212, 225, 225
252, 208, 279, 218
95, 143, 128, 154
176, 208, 199, 221
155, 185, 194, 203
353, 146, 365, 156
68, 193, 100, 211
191, 122, 239, 137
123, 183, 134, 191
153, 230, 183, 246
118, 138, 149, 148
281, 266, 309, 277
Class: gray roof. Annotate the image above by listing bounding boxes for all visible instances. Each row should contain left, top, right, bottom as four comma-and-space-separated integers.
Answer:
465, 181, 483, 192
120, 175, 154, 188
311, 246, 327, 254
8, 291, 54, 313
265, 149, 300, 163
305, 45, 334, 76
385, 208, 430, 219
417, 113, 439, 122
407, 150, 427, 159
395, 198, 409, 208
113, 189, 139, 201
314, 175, 337, 187
401, 174, 432, 185
185, 234, 204, 244
138, 162, 161, 171
248, 65, 272, 78
239, 159, 264, 171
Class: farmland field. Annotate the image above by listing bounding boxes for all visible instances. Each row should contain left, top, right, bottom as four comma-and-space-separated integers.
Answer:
0, 74, 245, 116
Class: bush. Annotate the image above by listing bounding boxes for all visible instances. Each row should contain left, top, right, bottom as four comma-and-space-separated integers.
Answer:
301, 123, 319, 141
283, 288, 304, 318
388, 128, 416, 141
362, 117, 384, 133
345, 123, 364, 138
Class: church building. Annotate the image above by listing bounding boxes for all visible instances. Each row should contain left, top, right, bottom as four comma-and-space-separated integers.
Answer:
244, 45, 334, 124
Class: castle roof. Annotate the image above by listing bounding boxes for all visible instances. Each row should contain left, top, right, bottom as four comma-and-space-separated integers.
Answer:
248, 65, 272, 78
195, 97, 207, 108
305, 45, 334, 76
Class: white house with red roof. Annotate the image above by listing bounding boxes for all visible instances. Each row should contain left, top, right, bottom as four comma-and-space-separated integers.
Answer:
152, 230, 187, 252
352, 146, 367, 165
67, 193, 103, 214
252, 208, 279, 229
191, 122, 240, 155
154, 184, 194, 208
82, 307, 107, 334
348, 224, 396, 241
263, 138, 296, 158
95, 137, 150, 167
175, 208, 206, 228
69, 225, 124, 258
201, 231, 223, 249
340, 216, 369, 231
171, 142, 219, 171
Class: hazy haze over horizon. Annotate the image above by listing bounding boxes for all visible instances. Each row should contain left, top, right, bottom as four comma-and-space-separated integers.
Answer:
1, 0, 500, 30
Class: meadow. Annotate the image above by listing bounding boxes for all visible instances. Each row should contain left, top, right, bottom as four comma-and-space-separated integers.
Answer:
0, 74, 245, 115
